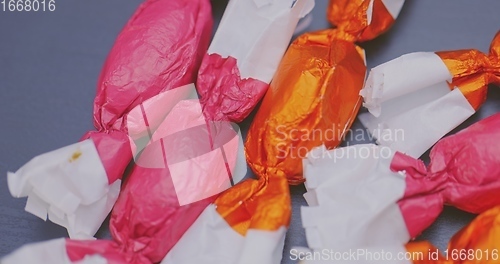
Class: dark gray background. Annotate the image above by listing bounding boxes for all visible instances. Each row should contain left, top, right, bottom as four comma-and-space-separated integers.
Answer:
1, 0, 500, 263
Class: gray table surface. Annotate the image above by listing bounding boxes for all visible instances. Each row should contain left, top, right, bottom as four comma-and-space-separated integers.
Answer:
1, 0, 500, 263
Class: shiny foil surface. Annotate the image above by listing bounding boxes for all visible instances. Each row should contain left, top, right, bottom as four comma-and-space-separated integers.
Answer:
327, 0, 397, 42
245, 30, 365, 185
437, 31, 500, 110
245, 0, 403, 185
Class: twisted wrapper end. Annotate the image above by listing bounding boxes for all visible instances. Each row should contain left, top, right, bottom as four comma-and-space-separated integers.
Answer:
7, 140, 121, 239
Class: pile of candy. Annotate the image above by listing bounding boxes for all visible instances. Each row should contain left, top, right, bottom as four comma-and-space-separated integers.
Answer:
3, 0, 500, 263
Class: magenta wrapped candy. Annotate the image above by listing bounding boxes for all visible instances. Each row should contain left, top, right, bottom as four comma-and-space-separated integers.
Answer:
7, 0, 213, 239
3, 90, 245, 264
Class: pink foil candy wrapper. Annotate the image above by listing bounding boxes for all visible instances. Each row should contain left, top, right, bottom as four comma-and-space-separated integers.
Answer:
197, 0, 315, 122
299, 113, 500, 252
2, 87, 247, 264
6, 0, 213, 239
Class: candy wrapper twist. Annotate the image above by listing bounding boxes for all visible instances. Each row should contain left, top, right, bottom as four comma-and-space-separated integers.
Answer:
359, 31, 500, 157
197, 0, 315, 122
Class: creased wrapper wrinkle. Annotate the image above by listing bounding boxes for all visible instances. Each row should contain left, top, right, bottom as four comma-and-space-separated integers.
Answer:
245, 0, 405, 187
6, 0, 213, 242
197, 0, 315, 122
300, 113, 500, 254
359, 31, 500, 157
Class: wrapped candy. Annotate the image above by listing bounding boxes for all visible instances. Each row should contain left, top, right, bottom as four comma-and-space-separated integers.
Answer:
197, 0, 315, 122
245, 0, 405, 185
2, 87, 246, 264
359, 31, 500, 158
164, 1, 405, 263
406, 206, 500, 264
6, 0, 213, 239
162, 1, 321, 262
300, 113, 500, 253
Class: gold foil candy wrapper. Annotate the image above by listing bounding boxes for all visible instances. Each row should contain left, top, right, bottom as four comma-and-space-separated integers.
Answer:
437, 31, 500, 110
245, 30, 366, 185
245, 0, 404, 184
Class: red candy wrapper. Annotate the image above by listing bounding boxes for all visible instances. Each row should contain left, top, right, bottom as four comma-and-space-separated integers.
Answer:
197, 0, 315, 122
2, 87, 246, 263
7, 0, 213, 239
300, 113, 500, 252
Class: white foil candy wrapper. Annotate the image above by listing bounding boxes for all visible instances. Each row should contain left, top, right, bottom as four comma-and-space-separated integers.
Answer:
301, 145, 410, 251
7, 140, 120, 239
208, 0, 315, 82
359, 52, 476, 157
163, 204, 286, 264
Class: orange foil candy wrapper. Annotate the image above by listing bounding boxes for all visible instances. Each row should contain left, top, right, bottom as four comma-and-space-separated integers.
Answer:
407, 206, 500, 264
359, 31, 500, 157
246, 0, 405, 185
